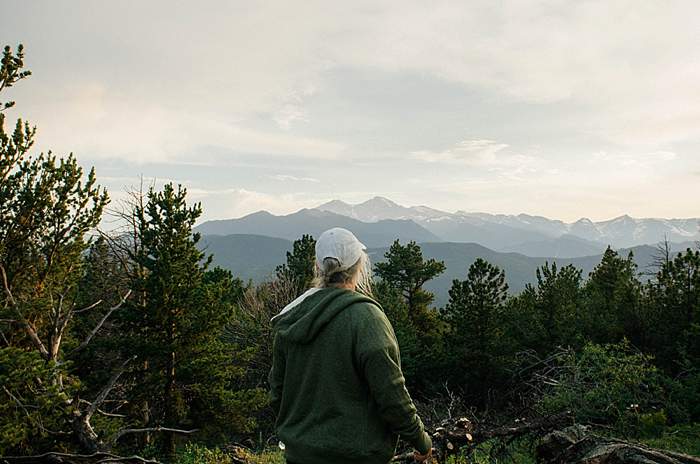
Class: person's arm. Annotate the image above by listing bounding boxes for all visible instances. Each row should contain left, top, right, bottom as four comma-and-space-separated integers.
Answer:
354, 303, 432, 454
268, 333, 285, 416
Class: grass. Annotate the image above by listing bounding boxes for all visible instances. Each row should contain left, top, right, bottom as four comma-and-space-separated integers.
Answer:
638, 423, 700, 457
173, 425, 700, 463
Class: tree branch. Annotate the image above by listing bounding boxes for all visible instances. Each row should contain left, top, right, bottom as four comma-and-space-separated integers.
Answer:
72, 299, 103, 315
0, 264, 49, 358
71, 290, 132, 354
110, 426, 198, 444
0, 452, 159, 464
85, 355, 136, 423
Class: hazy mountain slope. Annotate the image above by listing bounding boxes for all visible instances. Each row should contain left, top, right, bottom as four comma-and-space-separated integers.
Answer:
499, 234, 608, 258
201, 234, 690, 308
200, 234, 292, 282
195, 208, 441, 248
420, 216, 553, 250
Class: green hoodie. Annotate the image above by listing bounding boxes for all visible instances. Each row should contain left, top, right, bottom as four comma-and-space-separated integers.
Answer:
269, 287, 432, 464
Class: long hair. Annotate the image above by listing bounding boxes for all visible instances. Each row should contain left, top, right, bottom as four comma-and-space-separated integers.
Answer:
312, 251, 373, 297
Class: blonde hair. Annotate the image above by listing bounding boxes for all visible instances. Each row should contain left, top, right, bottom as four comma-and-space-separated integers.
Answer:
313, 251, 373, 297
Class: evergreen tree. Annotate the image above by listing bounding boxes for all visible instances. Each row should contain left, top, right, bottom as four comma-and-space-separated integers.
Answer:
647, 248, 700, 372
374, 240, 445, 330
372, 280, 423, 387
122, 183, 265, 459
582, 247, 642, 345
275, 234, 316, 297
0, 44, 120, 454
507, 262, 583, 354
441, 258, 508, 404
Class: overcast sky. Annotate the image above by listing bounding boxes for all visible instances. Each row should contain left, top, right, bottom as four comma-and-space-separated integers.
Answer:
2, 1, 699, 222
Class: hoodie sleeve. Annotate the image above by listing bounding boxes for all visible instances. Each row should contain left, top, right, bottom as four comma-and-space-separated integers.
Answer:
353, 303, 432, 455
268, 332, 285, 416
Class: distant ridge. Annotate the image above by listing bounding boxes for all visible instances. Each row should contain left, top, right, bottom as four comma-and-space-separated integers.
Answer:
195, 208, 441, 248
315, 196, 700, 255
199, 234, 696, 307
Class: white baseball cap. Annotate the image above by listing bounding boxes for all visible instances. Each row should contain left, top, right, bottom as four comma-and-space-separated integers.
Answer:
315, 227, 366, 271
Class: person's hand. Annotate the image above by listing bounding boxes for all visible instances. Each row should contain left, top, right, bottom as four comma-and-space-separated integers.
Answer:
413, 447, 432, 462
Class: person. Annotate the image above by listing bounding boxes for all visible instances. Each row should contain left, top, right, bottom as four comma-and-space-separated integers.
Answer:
269, 227, 433, 464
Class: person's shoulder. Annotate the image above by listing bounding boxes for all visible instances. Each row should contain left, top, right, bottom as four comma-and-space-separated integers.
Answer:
346, 297, 391, 328
348, 296, 384, 316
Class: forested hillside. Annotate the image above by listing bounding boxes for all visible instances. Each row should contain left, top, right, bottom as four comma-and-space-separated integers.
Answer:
201, 234, 682, 306
1, 45, 699, 464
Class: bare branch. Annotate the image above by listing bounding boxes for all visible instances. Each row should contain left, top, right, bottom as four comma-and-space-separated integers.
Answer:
71, 290, 132, 354
85, 355, 136, 423
111, 426, 198, 444
0, 264, 50, 358
2, 386, 32, 420
0, 451, 160, 464
73, 299, 104, 314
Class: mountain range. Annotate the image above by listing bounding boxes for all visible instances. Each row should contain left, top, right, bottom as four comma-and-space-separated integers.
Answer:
316, 197, 700, 252
196, 196, 699, 258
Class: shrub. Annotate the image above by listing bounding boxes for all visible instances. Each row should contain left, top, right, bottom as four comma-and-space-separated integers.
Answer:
536, 341, 665, 434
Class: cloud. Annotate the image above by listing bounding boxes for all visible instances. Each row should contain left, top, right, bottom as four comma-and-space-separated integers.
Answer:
409, 138, 543, 180
592, 150, 678, 168
268, 174, 320, 183
411, 139, 509, 164
14, 82, 345, 164
187, 188, 324, 220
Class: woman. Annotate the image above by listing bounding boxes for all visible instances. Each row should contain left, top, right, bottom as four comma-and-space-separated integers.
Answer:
269, 227, 433, 464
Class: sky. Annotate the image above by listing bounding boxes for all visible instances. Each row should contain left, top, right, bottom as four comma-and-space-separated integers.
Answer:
2, 0, 699, 223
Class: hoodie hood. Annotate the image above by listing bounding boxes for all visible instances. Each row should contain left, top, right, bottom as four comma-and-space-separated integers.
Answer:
272, 287, 379, 344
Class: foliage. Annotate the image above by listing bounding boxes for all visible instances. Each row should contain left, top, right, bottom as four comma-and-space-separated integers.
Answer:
275, 234, 315, 297
441, 258, 509, 404
505, 262, 582, 355
0, 44, 32, 112
119, 183, 266, 457
0, 347, 76, 454
375, 240, 445, 330
581, 247, 643, 345
0, 43, 120, 456
536, 341, 665, 434
174, 443, 235, 464
373, 280, 425, 388
638, 423, 700, 457
174, 444, 285, 464
646, 248, 700, 372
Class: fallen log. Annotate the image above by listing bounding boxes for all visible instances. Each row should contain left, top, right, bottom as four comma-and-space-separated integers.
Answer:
0, 452, 159, 464
536, 425, 700, 464
392, 411, 574, 462
393, 414, 700, 464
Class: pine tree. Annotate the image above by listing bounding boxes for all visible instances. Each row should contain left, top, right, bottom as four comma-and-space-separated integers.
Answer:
507, 262, 582, 354
0, 44, 121, 454
647, 248, 700, 371
583, 247, 642, 345
374, 240, 445, 330
442, 258, 508, 404
122, 183, 266, 459
275, 234, 316, 297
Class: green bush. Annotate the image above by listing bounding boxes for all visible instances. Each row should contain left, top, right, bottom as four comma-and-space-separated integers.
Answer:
175, 443, 235, 464
0, 347, 76, 454
175, 444, 285, 464
536, 341, 665, 434
639, 423, 700, 457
